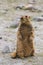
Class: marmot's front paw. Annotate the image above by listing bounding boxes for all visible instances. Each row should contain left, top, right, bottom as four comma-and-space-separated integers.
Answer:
10, 52, 17, 59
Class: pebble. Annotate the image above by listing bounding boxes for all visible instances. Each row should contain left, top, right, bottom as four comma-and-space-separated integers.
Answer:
2, 46, 10, 53
0, 37, 2, 39
33, 17, 43, 21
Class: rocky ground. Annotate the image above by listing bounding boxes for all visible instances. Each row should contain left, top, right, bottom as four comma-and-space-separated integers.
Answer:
0, 0, 43, 65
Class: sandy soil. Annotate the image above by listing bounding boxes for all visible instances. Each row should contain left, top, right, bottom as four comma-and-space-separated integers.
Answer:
0, 0, 43, 65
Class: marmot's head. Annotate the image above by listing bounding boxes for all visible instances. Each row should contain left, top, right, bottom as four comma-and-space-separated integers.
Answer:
20, 16, 31, 24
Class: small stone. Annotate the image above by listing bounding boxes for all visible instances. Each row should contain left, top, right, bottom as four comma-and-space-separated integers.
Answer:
35, 26, 37, 29
10, 24, 18, 28
33, 17, 43, 21
16, 4, 24, 9
10, 21, 19, 28
41, 15, 43, 17
0, 37, 2, 39
2, 46, 10, 53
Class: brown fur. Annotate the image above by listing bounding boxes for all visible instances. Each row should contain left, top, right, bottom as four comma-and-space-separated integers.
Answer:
11, 16, 35, 58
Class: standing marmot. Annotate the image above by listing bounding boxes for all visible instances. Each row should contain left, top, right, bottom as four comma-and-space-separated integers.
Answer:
10, 16, 35, 58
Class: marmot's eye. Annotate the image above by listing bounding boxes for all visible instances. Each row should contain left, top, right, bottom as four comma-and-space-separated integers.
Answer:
25, 16, 28, 18
21, 17, 24, 20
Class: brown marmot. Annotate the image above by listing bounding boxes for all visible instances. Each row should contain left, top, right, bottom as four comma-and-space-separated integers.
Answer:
10, 16, 35, 58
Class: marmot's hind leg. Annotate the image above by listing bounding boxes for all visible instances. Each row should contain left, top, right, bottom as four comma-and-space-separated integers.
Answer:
17, 41, 24, 58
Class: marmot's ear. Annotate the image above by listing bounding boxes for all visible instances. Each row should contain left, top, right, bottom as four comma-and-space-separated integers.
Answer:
25, 16, 30, 19
25, 16, 31, 19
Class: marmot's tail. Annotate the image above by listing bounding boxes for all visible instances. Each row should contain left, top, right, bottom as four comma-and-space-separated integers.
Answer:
10, 52, 17, 59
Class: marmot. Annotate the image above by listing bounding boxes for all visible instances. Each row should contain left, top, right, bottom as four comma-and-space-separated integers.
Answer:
10, 16, 35, 58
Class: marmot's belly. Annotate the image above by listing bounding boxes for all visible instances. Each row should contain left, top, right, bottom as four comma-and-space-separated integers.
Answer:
21, 32, 28, 39
21, 29, 30, 39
